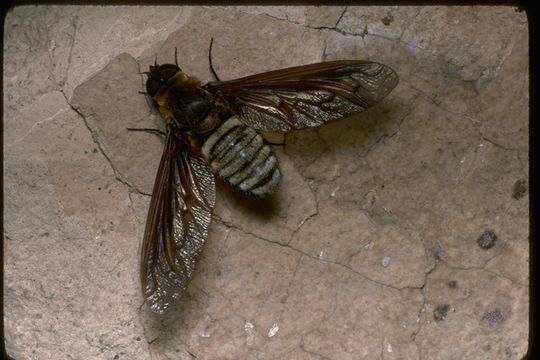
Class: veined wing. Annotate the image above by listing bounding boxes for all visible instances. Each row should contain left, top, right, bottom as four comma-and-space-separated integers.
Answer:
140, 127, 216, 314
204, 60, 398, 132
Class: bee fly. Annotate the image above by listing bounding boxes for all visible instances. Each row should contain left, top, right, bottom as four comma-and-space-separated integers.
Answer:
138, 39, 398, 314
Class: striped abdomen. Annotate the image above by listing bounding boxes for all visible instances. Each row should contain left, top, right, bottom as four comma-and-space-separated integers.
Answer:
201, 118, 281, 197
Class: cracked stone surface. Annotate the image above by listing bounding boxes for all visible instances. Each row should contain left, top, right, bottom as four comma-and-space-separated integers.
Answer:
4, 5, 528, 360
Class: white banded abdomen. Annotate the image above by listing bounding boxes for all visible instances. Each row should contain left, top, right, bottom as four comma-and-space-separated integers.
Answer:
201, 117, 281, 197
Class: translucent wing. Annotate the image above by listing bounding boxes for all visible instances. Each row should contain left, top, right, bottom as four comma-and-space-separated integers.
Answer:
140, 127, 216, 314
204, 60, 399, 132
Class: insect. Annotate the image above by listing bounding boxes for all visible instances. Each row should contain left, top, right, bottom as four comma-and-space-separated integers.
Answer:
139, 40, 398, 314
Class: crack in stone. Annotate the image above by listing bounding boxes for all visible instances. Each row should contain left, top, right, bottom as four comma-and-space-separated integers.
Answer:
253, 252, 304, 328
288, 178, 320, 244
313, 126, 335, 152
446, 261, 526, 288
306, 23, 349, 37
215, 218, 282, 246
303, 6, 349, 36
410, 235, 441, 350
7, 102, 69, 148
334, 6, 348, 28
284, 253, 303, 304
218, 219, 424, 294
455, 136, 487, 185
104, 255, 127, 276
6, 17, 77, 148
298, 334, 333, 360
60, 18, 78, 96
63, 90, 149, 197
248, 7, 352, 38
58, 20, 77, 89
286, 131, 333, 177
516, 151, 529, 179
409, 80, 527, 168
480, 135, 525, 152
320, 42, 328, 61
372, 26, 524, 93
364, 91, 420, 159
407, 83, 484, 127
255, 11, 304, 26
126, 191, 140, 233
486, 25, 523, 84
410, 240, 526, 354
398, 8, 422, 41
298, 283, 339, 349
341, 89, 421, 177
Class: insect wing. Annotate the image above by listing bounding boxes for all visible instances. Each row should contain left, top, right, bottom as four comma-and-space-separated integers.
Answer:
204, 60, 398, 132
140, 129, 216, 314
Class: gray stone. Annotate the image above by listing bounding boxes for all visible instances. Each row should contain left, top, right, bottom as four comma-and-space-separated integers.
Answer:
4, 5, 528, 360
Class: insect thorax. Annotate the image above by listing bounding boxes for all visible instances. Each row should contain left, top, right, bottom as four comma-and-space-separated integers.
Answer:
148, 69, 218, 135
201, 117, 281, 197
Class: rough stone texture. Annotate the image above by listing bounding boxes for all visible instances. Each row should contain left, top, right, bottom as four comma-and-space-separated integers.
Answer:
4, 5, 528, 360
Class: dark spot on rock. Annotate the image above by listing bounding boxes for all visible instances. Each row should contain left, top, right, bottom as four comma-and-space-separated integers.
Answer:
361, 26, 368, 37
382, 12, 394, 26
93, 148, 98, 153
135, 336, 141, 341
98, 187, 102, 191
447, 280, 457, 289
433, 250, 444, 262
512, 179, 527, 199
433, 304, 450, 321
477, 230, 498, 249
483, 343, 491, 352
113, 355, 119, 360
482, 308, 504, 324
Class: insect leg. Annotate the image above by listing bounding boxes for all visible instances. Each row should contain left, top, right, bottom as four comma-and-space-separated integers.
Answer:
208, 38, 221, 82
127, 128, 166, 137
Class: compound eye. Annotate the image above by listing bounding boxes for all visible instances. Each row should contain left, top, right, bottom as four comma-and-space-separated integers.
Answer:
145, 78, 162, 97
158, 64, 180, 80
